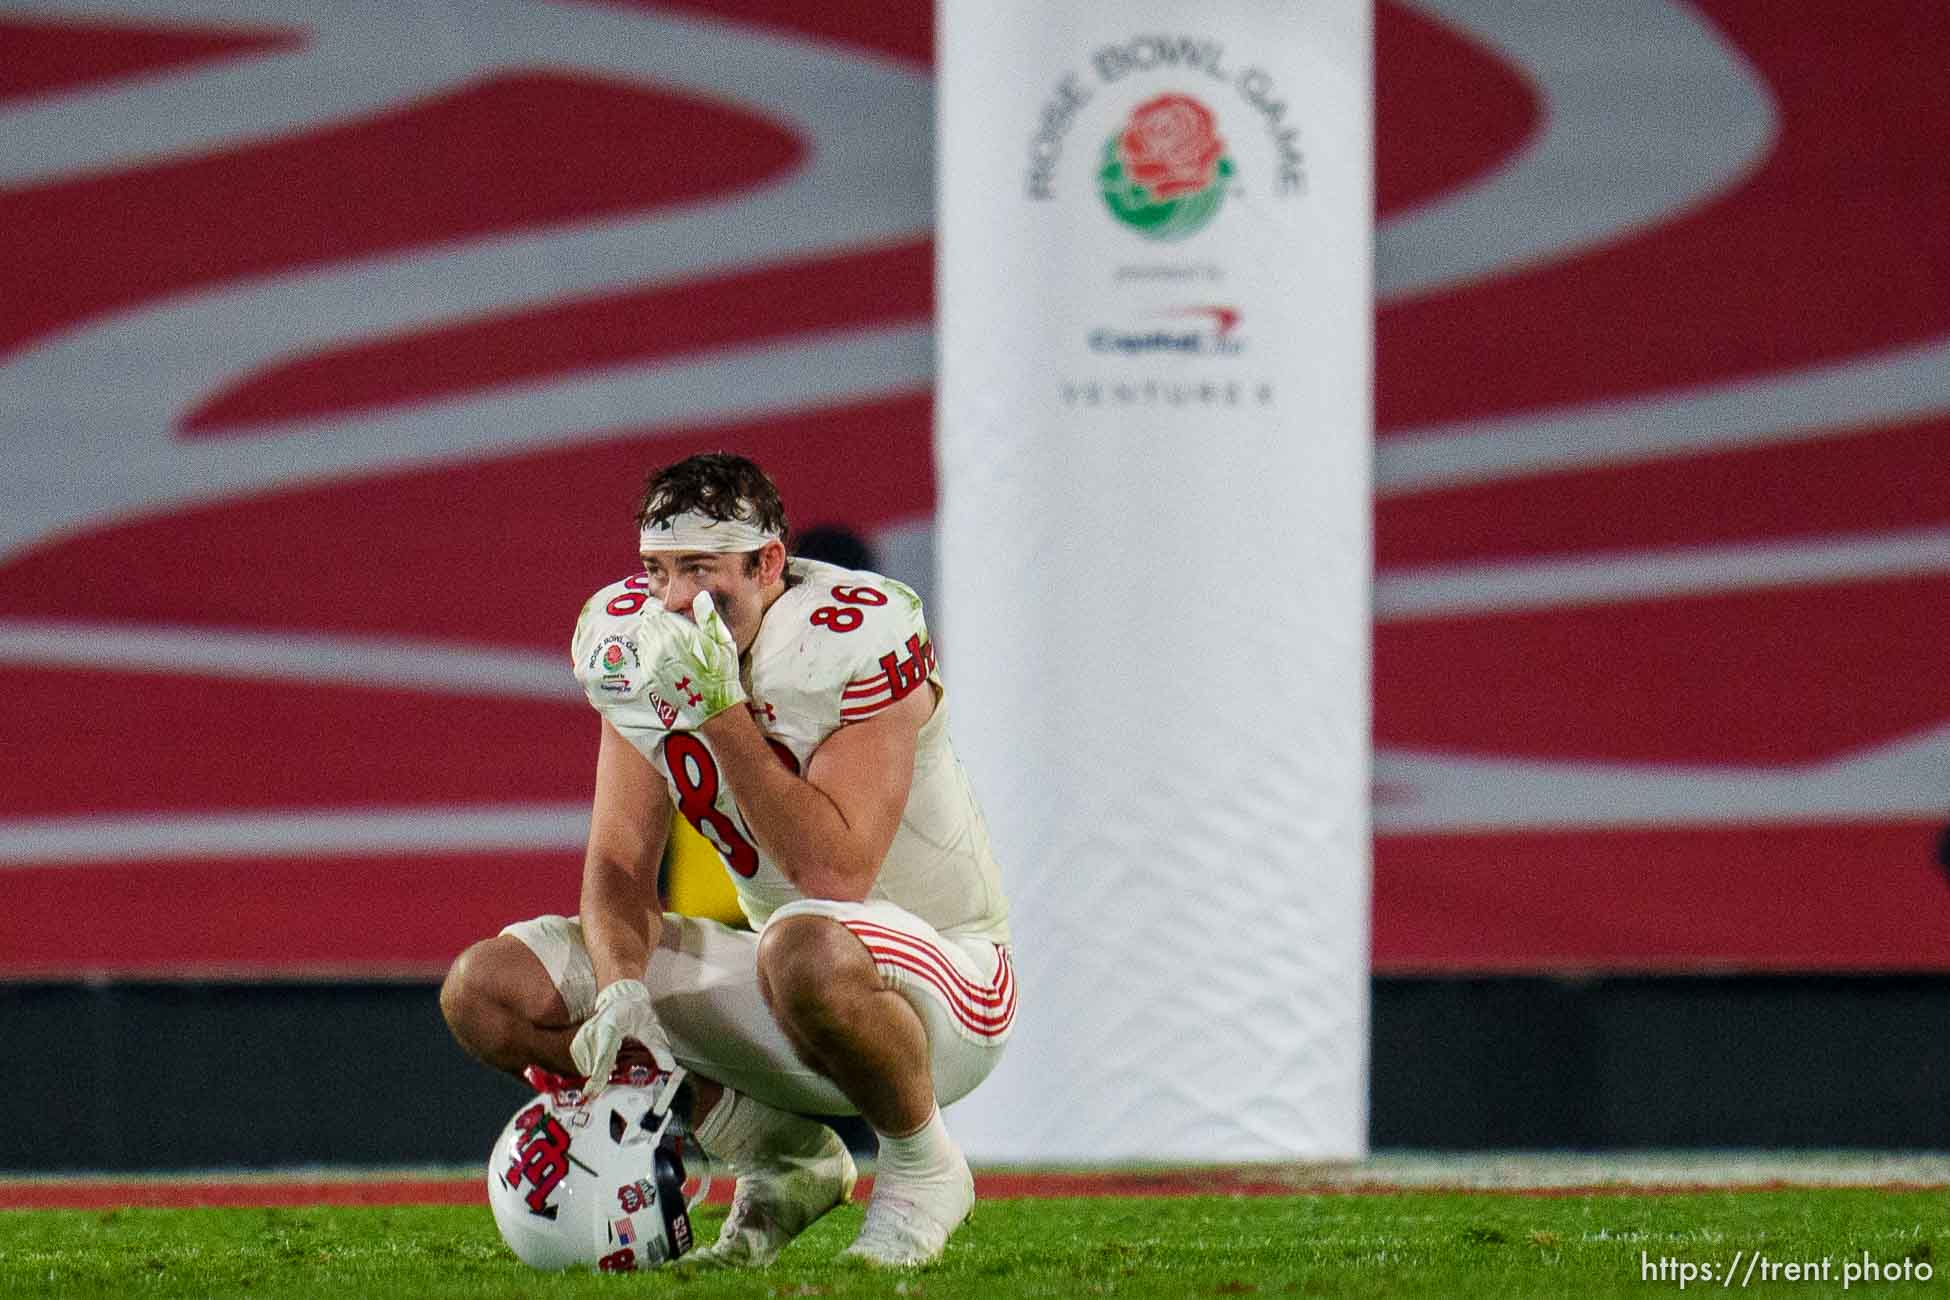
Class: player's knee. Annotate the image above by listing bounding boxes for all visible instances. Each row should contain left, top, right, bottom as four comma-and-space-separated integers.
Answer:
441, 936, 559, 1047
438, 942, 491, 1042
756, 915, 873, 1022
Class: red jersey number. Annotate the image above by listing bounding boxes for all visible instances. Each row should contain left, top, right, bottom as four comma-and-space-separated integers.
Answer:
664, 733, 759, 878
663, 734, 802, 879
809, 584, 888, 633
606, 573, 651, 616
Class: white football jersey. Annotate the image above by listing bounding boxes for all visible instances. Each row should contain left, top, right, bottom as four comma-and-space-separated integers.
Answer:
572, 559, 1010, 943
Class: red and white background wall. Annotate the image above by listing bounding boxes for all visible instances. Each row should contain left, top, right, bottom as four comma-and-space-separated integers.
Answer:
2, 0, 1945, 980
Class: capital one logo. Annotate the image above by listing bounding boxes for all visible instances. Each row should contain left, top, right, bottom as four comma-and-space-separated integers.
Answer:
1097, 93, 1234, 241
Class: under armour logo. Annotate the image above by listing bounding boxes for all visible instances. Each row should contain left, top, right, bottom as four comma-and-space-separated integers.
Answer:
674, 675, 702, 707
749, 701, 777, 724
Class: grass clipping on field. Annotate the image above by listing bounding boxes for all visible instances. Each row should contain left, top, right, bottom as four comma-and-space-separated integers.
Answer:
2, 1191, 1946, 1299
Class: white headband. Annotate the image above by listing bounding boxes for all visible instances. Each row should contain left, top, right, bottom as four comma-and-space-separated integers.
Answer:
639, 509, 781, 554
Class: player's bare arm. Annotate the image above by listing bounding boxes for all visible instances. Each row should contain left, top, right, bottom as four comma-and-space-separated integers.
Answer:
698, 683, 928, 901
581, 715, 672, 989
566, 715, 681, 1087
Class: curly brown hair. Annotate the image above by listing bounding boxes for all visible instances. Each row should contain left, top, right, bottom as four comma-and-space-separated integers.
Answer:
634, 452, 790, 561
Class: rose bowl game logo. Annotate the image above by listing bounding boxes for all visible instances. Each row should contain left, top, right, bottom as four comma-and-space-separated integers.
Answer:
1098, 93, 1234, 241
586, 634, 639, 694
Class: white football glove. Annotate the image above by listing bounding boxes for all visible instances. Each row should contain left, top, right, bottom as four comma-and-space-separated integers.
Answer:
569, 979, 677, 1098
639, 592, 747, 730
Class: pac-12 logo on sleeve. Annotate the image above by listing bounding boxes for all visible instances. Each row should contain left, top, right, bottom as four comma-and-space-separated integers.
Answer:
646, 688, 679, 728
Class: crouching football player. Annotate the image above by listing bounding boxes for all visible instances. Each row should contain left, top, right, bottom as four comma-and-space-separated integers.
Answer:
441, 453, 1015, 1268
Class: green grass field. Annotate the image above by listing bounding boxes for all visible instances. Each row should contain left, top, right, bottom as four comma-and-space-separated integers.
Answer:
3, 1188, 1947, 1299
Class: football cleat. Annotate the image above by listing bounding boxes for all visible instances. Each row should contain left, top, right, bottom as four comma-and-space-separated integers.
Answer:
841, 1145, 974, 1268
683, 1124, 857, 1270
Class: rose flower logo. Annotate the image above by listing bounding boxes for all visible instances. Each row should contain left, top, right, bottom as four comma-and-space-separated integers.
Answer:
1098, 93, 1234, 241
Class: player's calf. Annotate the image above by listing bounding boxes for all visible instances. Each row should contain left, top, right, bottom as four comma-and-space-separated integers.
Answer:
755, 915, 935, 1133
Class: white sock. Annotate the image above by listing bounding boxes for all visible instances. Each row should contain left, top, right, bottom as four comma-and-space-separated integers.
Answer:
873, 1105, 958, 1184
693, 1089, 833, 1167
